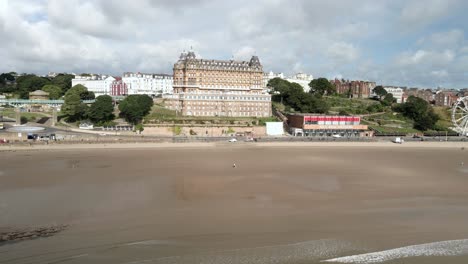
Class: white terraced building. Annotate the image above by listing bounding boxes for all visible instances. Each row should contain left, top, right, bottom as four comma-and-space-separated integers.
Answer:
263, 71, 314, 92
71, 75, 116, 97
383, 86, 404, 103
71, 73, 174, 97
122, 72, 173, 95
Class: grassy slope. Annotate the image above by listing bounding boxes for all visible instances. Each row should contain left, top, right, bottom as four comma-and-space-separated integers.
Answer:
1, 108, 50, 121
324, 96, 380, 114
433, 106, 452, 130
363, 112, 420, 134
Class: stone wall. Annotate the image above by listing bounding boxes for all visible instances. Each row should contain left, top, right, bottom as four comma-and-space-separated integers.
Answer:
142, 125, 266, 137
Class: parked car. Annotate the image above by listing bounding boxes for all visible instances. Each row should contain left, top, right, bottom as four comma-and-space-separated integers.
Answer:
228, 138, 237, 142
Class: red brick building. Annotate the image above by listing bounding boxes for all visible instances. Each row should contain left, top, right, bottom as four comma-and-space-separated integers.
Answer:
110, 77, 128, 96
435, 91, 458, 107
331, 79, 375, 98
405, 88, 434, 103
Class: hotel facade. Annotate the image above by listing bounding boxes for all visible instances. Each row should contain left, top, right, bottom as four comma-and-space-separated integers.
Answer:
164, 50, 271, 117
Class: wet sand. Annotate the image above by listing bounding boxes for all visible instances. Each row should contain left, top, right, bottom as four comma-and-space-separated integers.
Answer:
1, 143, 468, 263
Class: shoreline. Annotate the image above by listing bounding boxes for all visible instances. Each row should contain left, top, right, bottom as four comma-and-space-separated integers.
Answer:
0, 140, 466, 151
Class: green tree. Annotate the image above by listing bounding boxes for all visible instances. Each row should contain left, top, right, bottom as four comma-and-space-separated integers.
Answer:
308, 78, 336, 97
88, 95, 114, 123
0, 73, 15, 81
82, 91, 95, 100
51, 74, 74, 95
0, 73, 15, 87
66, 84, 95, 100
118, 95, 154, 124
373, 86, 387, 100
299, 93, 329, 113
268, 77, 293, 97
16, 75, 51, 98
397, 96, 439, 131
62, 93, 87, 122
0, 72, 15, 92
268, 77, 329, 113
381, 93, 396, 106
42, 85, 62, 99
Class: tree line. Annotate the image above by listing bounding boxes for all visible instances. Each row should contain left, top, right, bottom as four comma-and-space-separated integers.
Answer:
62, 85, 153, 126
0, 72, 75, 99
268, 77, 335, 113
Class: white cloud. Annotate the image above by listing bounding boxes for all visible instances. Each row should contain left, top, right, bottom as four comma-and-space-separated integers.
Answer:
136, 39, 200, 72
396, 49, 454, 66
459, 46, 468, 54
233, 46, 256, 60
47, 0, 125, 39
399, 0, 462, 32
0, 0, 468, 88
327, 42, 359, 63
431, 70, 448, 77
418, 29, 465, 49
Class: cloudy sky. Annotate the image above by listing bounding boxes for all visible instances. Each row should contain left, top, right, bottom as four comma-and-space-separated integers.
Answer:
1, 0, 468, 88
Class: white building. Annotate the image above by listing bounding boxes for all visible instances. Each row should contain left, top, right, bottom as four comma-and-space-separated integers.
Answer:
288, 73, 314, 92
122, 72, 173, 95
383, 86, 404, 103
72, 73, 174, 97
71, 75, 115, 96
263, 71, 314, 92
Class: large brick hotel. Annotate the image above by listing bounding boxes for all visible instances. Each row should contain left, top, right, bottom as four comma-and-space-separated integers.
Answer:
164, 50, 272, 117
287, 114, 372, 137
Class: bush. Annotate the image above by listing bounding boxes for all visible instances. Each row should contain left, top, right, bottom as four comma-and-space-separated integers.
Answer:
20, 116, 28, 124
338, 110, 348, 116
173, 126, 182, 135
97, 120, 117, 127
366, 103, 384, 113
135, 123, 144, 133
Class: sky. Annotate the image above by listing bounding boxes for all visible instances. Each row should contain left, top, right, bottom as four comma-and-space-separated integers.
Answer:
1, 0, 468, 88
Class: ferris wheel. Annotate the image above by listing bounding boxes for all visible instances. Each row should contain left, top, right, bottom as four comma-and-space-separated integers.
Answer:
452, 96, 468, 135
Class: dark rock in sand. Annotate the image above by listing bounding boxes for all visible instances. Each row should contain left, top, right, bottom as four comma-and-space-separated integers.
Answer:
0, 224, 68, 245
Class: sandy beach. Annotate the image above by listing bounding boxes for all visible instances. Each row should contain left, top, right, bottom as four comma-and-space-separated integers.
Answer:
1, 142, 468, 263
1, 140, 467, 151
